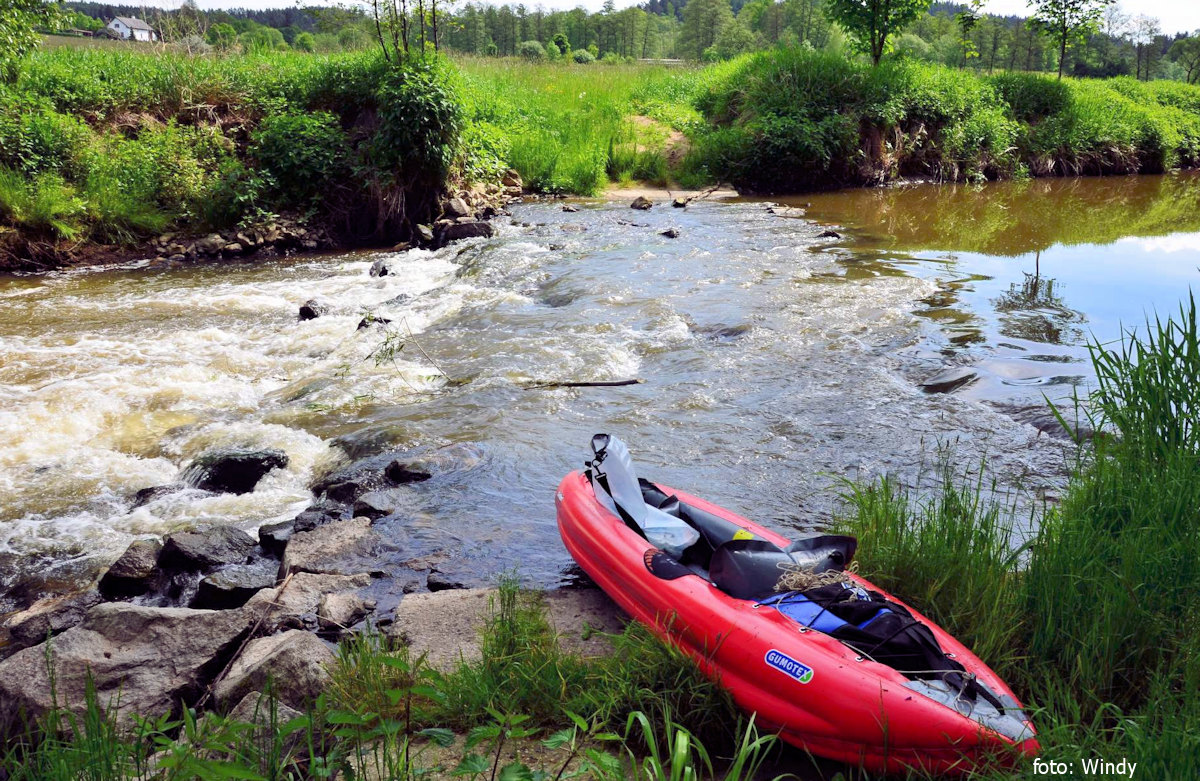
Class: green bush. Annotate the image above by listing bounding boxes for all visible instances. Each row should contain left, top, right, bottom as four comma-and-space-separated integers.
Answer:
517, 40, 547, 62
988, 71, 1070, 122
372, 61, 462, 185
572, 49, 595, 64
252, 111, 349, 207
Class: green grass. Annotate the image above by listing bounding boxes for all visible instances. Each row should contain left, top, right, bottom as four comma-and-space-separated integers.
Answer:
454, 56, 687, 194
836, 295, 1200, 777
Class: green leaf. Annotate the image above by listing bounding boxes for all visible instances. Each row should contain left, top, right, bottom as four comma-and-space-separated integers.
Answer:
451, 753, 489, 776
541, 728, 574, 750
497, 762, 534, 781
410, 684, 448, 705
418, 726, 456, 747
465, 724, 501, 749
564, 710, 588, 732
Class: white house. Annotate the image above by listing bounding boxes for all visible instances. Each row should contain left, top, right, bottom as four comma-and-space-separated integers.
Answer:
106, 16, 158, 42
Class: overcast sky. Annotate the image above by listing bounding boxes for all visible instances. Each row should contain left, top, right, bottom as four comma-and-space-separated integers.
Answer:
152, 0, 1200, 35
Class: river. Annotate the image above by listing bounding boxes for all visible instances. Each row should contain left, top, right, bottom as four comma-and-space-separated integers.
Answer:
2, 173, 1198, 610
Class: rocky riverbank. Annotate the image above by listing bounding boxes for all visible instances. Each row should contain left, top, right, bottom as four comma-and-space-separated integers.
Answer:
0, 175, 523, 273
0, 431, 625, 731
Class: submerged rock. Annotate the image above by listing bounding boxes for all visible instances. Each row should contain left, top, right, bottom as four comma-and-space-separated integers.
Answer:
131, 484, 190, 509
660, 228, 680, 239
817, 229, 842, 238
353, 491, 398, 521
369, 258, 391, 277
630, 196, 653, 210
0, 603, 253, 726
183, 449, 289, 495
298, 299, 330, 320
426, 571, 469, 592
920, 367, 979, 394
385, 460, 431, 484
671, 197, 688, 208
440, 221, 494, 244
161, 526, 257, 570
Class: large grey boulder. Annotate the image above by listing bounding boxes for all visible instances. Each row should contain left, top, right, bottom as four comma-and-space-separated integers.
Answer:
317, 592, 376, 633
161, 526, 257, 570
212, 630, 335, 709
279, 517, 387, 578
244, 572, 372, 633
0, 603, 252, 728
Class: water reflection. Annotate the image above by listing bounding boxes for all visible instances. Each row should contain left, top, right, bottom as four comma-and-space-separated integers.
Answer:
789, 173, 1200, 416
991, 253, 1084, 346
788, 172, 1200, 256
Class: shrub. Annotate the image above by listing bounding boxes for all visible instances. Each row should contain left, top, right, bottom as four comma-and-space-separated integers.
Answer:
572, 49, 595, 64
251, 110, 349, 206
517, 40, 547, 62
293, 32, 316, 53
372, 61, 462, 186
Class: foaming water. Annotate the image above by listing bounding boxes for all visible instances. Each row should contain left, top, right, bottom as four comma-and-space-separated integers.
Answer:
2, 179, 1196, 601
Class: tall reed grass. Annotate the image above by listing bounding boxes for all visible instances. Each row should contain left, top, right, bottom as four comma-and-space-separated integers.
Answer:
838, 295, 1200, 776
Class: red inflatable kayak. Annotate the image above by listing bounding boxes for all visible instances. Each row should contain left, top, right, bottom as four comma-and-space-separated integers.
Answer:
555, 435, 1037, 776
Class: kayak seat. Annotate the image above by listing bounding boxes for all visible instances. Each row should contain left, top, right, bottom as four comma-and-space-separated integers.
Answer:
640, 479, 753, 570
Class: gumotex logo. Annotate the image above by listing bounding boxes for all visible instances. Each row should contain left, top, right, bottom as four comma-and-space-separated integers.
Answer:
765, 649, 814, 684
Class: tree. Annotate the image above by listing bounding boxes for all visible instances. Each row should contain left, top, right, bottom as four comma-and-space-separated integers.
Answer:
294, 31, 316, 51
678, 0, 733, 60
1, 0, 65, 83
1170, 35, 1200, 84
1129, 14, 1159, 80
1028, 0, 1114, 79
338, 25, 367, 50
207, 22, 236, 51
713, 17, 757, 59
824, 0, 933, 65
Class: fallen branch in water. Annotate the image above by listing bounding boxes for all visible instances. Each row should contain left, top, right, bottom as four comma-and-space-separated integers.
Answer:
522, 378, 644, 390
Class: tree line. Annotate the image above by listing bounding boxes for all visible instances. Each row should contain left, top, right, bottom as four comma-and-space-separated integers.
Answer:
46, 0, 1200, 83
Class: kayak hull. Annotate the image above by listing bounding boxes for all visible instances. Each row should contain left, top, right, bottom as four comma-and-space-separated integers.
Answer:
555, 470, 1038, 776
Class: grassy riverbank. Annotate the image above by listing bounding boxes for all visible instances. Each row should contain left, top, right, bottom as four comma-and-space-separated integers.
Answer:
445, 50, 1200, 196
839, 297, 1200, 777
4, 45, 1200, 267
0, 47, 499, 269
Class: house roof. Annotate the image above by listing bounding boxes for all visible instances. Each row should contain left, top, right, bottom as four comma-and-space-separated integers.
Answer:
111, 16, 154, 31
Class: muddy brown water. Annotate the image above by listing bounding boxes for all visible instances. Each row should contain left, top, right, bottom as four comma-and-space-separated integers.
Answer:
2, 173, 1198, 608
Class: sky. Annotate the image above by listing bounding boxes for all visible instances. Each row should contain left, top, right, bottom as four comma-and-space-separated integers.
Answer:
142, 0, 1200, 35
